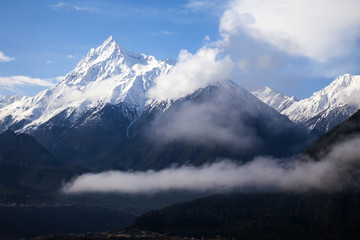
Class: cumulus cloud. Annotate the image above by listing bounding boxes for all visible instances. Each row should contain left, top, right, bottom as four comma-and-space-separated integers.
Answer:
220, 0, 360, 62
0, 51, 15, 62
148, 47, 233, 100
0, 76, 56, 88
63, 137, 360, 194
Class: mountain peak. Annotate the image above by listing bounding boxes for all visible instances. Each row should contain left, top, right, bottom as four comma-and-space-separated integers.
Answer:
105, 35, 115, 43
96, 36, 125, 55
0, 36, 174, 133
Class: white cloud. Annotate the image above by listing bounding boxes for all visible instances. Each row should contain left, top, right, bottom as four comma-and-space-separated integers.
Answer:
63, 137, 360, 194
50, 2, 96, 12
67, 55, 74, 59
0, 51, 15, 62
160, 30, 179, 35
148, 47, 233, 100
49, 2, 66, 9
185, 0, 215, 11
0, 76, 56, 88
46, 60, 53, 64
74, 6, 96, 12
55, 76, 65, 82
220, 0, 360, 62
152, 31, 179, 36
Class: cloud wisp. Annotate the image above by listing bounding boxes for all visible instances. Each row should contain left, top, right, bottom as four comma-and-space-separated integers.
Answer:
63, 137, 360, 194
0, 76, 56, 88
49, 2, 66, 10
0, 51, 15, 62
74, 6, 97, 12
50, 2, 97, 12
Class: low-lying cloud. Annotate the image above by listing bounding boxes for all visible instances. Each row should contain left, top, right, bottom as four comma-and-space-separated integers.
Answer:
63, 137, 360, 194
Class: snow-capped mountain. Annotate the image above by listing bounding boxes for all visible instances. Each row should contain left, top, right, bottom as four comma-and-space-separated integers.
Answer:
0, 36, 173, 133
283, 74, 360, 135
252, 87, 297, 112
253, 74, 360, 135
0, 36, 311, 169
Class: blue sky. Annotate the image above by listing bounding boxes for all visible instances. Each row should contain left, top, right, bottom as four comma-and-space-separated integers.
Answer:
0, 0, 359, 99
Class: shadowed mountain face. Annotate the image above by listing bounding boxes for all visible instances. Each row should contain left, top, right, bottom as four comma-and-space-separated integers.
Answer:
0, 129, 63, 169
31, 103, 135, 167
0, 130, 83, 200
304, 109, 360, 160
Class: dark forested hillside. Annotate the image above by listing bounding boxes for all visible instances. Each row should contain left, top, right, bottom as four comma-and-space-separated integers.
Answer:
124, 192, 360, 240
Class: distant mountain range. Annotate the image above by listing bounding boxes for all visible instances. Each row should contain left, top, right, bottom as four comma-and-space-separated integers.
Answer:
252, 74, 360, 136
